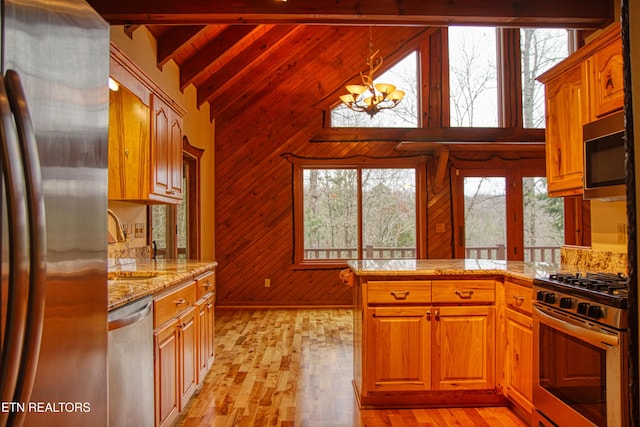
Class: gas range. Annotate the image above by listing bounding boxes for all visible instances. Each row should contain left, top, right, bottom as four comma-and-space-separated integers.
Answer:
533, 272, 628, 330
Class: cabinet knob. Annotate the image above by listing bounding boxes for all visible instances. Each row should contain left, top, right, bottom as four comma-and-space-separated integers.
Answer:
435, 309, 440, 321
426, 310, 431, 321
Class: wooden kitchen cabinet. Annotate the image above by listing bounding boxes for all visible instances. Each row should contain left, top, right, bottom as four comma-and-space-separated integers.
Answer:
432, 305, 495, 390
153, 279, 197, 427
109, 45, 186, 204
108, 84, 151, 201
501, 280, 534, 419
357, 277, 500, 406
365, 306, 431, 393
589, 31, 623, 119
152, 95, 184, 202
154, 318, 179, 427
537, 24, 622, 197
195, 271, 215, 383
431, 280, 496, 391
178, 305, 197, 410
540, 62, 589, 197
504, 307, 533, 415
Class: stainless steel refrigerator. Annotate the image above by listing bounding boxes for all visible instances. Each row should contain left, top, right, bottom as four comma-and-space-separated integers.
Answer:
0, 0, 110, 426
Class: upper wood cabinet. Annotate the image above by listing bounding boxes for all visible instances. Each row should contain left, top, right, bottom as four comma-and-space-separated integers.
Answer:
590, 35, 624, 120
151, 95, 184, 201
541, 62, 589, 196
537, 24, 622, 197
109, 44, 186, 204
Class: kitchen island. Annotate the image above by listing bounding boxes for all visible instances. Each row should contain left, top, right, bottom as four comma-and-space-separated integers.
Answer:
346, 258, 563, 420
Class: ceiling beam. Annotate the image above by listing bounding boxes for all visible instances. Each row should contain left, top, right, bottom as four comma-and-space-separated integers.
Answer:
310, 127, 546, 145
156, 25, 206, 67
180, 25, 259, 90
87, 0, 613, 28
196, 25, 300, 108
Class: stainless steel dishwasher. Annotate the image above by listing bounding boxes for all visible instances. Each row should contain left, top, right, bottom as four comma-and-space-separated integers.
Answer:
108, 296, 154, 427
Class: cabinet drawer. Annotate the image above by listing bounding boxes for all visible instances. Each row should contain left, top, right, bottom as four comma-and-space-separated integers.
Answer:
504, 281, 533, 314
154, 281, 196, 328
196, 270, 215, 299
367, 281, 431, 304
432, 280, 495, 304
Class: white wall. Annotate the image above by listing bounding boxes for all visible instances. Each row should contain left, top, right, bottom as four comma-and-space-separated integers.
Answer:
108, 26, 216, 261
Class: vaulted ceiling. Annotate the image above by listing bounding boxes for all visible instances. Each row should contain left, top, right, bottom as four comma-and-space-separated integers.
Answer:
87, 0, 614, 121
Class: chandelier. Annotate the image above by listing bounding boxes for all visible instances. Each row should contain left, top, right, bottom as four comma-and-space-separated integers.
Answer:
339, 27, 405, 117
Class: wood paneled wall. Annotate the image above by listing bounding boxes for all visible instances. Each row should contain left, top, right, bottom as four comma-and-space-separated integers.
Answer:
212, 25, 537, 307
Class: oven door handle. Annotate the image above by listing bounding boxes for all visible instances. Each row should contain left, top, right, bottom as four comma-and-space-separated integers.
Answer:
534, 306, 619, 348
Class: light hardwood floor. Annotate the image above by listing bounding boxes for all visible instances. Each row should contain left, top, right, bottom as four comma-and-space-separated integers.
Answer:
175, 308, 528, 427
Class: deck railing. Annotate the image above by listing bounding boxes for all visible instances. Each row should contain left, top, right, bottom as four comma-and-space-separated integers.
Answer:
305, 244, 560, 263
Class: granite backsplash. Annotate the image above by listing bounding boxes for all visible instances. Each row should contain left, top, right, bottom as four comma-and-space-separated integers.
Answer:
108, 244, 151, 268
561, 245, 628, 274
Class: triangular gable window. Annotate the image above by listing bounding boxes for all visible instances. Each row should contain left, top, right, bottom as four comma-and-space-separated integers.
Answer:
330, 51, 418, 128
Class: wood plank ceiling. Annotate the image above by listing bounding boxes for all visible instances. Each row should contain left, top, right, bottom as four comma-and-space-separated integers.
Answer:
89, 0, 614, 122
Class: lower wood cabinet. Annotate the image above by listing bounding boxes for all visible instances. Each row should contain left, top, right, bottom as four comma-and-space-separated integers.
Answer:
501, 279, 534, 420
178, 305, 198, 410
366, 307, 431, 392
504, 307, 533, 413
196, 292, 215, 382
153, 269, 215, 427
432, 305, 495, 391
357, 278, 498, 406
154, 319, 179, 427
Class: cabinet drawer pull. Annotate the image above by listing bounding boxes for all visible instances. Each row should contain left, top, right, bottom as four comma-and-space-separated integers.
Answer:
200, 281, 213, 289
390, 291, 410, 300
454, 290, 474, 299
174, 298, 187, 305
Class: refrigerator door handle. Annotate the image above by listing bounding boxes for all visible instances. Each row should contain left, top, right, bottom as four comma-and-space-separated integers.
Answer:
5, 70, 47, 424
0, 74, 30, 425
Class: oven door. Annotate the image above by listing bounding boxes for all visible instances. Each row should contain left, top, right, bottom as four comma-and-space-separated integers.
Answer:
533, 304, 628, 427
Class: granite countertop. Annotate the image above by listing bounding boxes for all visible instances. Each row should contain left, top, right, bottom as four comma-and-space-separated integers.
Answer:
108, 259, 218, 311
346, 258, 573, 282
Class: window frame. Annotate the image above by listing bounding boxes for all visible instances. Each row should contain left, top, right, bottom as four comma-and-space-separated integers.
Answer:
292, 156, 427, 268
453, 164, 572, 261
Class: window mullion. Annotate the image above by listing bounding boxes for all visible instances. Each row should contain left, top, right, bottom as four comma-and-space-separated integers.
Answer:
357, 167, 364, 259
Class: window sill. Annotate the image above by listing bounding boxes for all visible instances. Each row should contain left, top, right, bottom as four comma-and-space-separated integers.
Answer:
289, 262, 350, 270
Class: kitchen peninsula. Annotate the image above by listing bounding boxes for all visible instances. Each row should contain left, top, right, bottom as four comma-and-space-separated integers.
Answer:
346, 258, 564, 420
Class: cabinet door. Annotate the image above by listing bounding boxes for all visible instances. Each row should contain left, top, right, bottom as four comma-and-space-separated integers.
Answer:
544, 63, 588, 196
365, 307, 431, 393
178, 305, 197, 410
195, 293, 215, 383
108, 84, 150, 200
205, 294, 215, 369
504, 308, 533, 415
154, 320, 179, 427
591, 37, 623, 119
195, 298, 208, 383
151, 95, 183, 203
432, 306, 495, 390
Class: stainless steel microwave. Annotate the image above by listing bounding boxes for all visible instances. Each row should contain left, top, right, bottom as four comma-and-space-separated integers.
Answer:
583, 110, 627, 200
